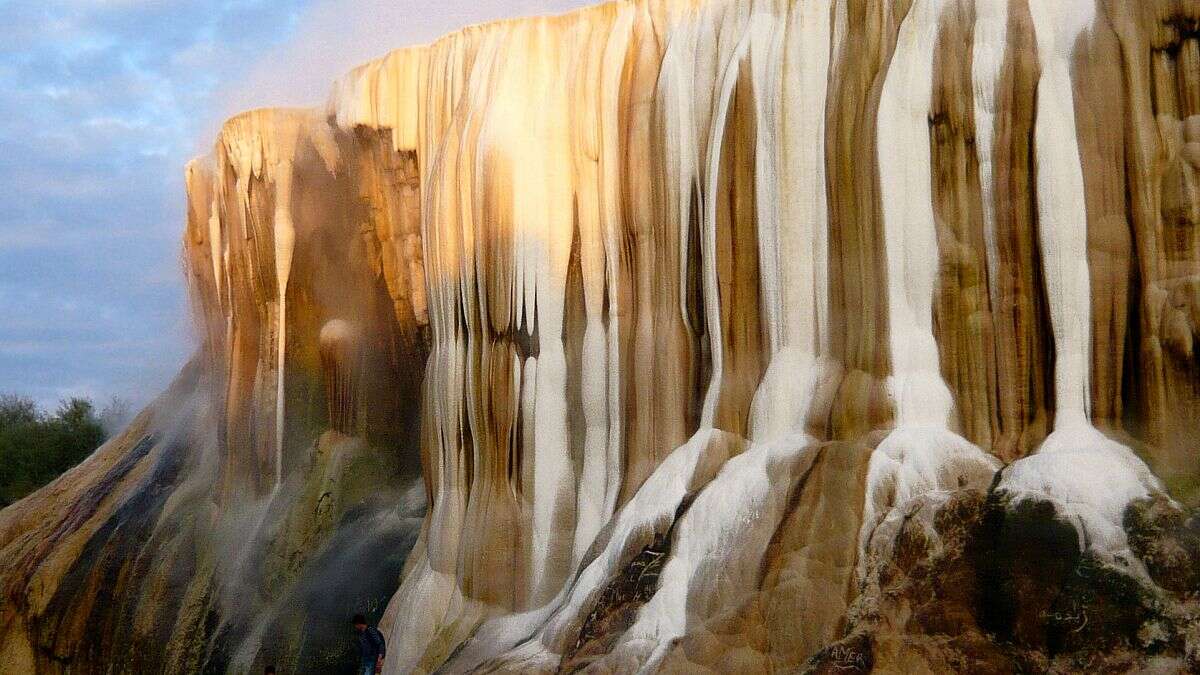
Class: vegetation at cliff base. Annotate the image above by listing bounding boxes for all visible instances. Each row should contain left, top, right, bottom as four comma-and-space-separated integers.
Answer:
0, 394, 128, 507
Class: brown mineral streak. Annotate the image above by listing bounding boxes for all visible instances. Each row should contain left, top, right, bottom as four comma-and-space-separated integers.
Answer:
930, 0, 997, 449
1075, 5, 1132, 434
986, 0, 1051, 461
1101, 0, 1200, 485
824, 0, 909, 440
712, 58, 767, 437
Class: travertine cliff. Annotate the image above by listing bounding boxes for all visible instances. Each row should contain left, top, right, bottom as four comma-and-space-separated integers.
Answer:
3, 0, 1200, 673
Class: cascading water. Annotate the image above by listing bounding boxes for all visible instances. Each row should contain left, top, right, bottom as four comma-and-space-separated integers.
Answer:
997, 0, 1166, 562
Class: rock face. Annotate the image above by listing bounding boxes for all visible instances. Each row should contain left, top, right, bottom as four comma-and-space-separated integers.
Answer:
0, 110, 432, 673
3, 0, 1200, 673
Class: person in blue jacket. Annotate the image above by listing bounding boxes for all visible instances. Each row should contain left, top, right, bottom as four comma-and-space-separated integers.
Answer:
352, 613, 386, 675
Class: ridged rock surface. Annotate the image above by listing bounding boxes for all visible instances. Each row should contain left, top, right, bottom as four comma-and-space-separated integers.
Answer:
3, 0, 1200, 673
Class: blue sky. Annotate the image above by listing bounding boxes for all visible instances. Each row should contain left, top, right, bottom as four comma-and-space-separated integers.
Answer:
0, 0, 592, 412
0, 0, 315, 410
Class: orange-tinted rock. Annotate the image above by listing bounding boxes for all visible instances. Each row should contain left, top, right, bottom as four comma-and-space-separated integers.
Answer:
1, 0, 1198, 673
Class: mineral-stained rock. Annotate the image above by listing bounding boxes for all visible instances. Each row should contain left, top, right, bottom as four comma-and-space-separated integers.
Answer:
2, 0, 1199, 673
1, 108, 431, 673
807, 485, 1200, 674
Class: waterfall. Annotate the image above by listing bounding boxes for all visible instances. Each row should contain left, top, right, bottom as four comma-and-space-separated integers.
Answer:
859, 0, 1002, 564
995, 0, 1165, 563
878, 0, 954, 429
1027, 0, 1095, 430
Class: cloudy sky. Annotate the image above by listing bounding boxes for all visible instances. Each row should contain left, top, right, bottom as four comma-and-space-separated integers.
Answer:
0, 0, 590, 411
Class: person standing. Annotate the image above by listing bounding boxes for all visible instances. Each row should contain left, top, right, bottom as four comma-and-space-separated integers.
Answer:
352, 614, 386, 675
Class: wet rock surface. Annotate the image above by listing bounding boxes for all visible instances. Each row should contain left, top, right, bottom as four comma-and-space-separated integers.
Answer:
807, 487, 1200, 674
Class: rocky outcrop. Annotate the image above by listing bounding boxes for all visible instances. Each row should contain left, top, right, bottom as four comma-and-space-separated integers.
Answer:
0, 109, 431, 673
807, 489, 1200, 673
2, 0, 1199, 673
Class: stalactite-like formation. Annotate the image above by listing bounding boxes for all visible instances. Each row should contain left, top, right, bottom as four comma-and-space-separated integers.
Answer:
319, 319, 361, 434
1, 0, 1199, 673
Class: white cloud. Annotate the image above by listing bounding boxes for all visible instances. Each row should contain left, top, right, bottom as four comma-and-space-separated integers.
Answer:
209, 0, 595, 141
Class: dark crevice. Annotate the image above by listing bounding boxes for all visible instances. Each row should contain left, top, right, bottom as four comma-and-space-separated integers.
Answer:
558, 494, 697, 674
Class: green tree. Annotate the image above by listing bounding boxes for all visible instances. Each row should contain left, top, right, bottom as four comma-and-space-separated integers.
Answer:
0, 394, 38, 428
0, 395, 109, 507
